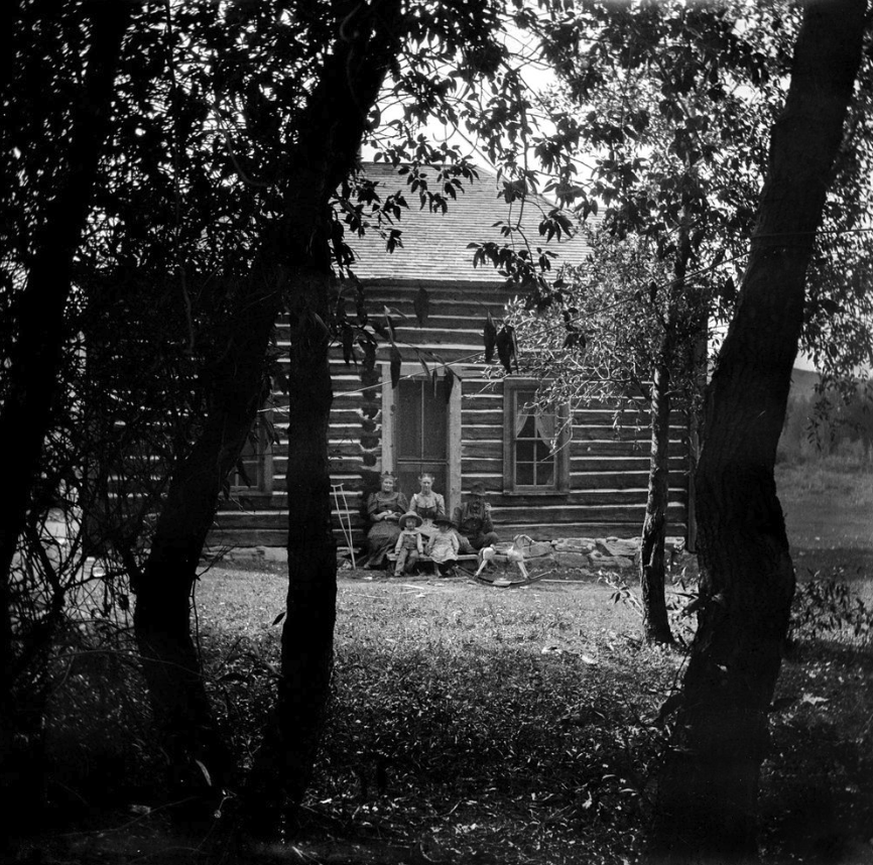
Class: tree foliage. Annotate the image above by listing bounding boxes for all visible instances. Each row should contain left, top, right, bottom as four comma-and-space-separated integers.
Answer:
2, 0, 565, 831
0, 0, 137, 824
648, 1, 869, 859
4, 0, 873, 853
481, 0, 800, 644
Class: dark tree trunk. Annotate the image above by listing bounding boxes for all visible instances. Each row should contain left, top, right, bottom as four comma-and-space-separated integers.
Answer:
241, 1, 403, 834
127, 0, 403, 830
242, 268, 337, 833
645, 2, 866, 862
640, 362, 673, 644
132, 253, 286, 798
0, 3, 132, 580
278, 292, 337, 809
0, 0, 134, 827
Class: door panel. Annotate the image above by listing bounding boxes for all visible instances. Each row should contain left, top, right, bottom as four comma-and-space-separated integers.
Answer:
396, 378, 448, 499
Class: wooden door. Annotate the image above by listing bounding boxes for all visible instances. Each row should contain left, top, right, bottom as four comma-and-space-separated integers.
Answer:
395, 378, 448, 500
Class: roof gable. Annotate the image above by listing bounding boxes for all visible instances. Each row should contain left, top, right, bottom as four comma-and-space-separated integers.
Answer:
345, 163, 592, 283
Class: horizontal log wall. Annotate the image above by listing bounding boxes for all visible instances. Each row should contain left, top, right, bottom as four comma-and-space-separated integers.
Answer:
212, 281, 691, 550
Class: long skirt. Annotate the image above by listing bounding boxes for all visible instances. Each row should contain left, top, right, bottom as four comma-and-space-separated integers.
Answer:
365, 520, 401, 567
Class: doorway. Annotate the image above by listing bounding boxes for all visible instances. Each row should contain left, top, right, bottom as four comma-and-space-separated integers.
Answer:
381, 364, 461, 512
396, 378, 448, 497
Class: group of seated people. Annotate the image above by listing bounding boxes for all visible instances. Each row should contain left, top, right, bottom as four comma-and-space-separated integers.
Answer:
364, 471, 499, 576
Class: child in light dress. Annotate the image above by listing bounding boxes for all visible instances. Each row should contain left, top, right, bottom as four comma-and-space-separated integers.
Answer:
426, 515, 459, 577
393, 511, 423, 576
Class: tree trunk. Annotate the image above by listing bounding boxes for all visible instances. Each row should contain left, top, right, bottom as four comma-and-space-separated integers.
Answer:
241, 2, 404, 833
645, 2, 866, 862
0, 2, 133, 580
0, 0, 134, 826
279, 294, 338, 809
132, 254, 286, 800
640, 193, 694, 645
130, 0, 405, 829
640, 362, 673, 644
243, 270, 337, 834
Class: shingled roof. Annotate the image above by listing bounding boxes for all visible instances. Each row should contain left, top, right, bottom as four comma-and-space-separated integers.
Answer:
345, 162, 592, 283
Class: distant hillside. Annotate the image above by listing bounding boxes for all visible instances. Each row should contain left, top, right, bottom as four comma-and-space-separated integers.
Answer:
789, 367, 820, 402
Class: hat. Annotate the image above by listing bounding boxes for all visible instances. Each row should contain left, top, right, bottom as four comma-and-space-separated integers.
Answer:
469, 482, 486, 496
399, 511, 422, 527
433, 515, 456, 528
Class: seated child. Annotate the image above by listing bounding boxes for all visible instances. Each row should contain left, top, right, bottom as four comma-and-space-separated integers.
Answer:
394, 511, 423, 576
426, 515, 460, 576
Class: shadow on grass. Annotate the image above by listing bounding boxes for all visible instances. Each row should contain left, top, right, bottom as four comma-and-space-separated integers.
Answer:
764, 638, 873, 865
17, 565, 873, 865
793, 546, 873, 583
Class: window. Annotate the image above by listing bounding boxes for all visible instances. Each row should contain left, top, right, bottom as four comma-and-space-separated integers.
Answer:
230, 411, 273, 493
503, 379, 570, 494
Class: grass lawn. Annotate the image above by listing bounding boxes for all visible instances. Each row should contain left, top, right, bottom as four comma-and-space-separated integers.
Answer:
196, 458, 873, 864
778, 458, 873, 603
186, 460, 873, 864
191, 545, 873, 864
33, 458, 873, 864
196, 570, 686, 864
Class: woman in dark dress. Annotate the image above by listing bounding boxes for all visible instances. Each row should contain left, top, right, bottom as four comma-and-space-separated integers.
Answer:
364, 471, 408, 568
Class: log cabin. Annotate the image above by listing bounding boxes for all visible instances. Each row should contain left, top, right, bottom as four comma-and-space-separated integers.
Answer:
212, 163, 691, 555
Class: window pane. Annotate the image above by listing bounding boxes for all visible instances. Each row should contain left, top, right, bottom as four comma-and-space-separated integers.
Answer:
514, 393, 555, 487
231, 423, 257, 488
516, 461, 534, 486
517, 411, 537, 440
534, 457, 554, 486
516, 439, 535, 463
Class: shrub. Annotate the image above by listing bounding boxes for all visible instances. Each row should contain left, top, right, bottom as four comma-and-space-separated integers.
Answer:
43, 603, 160, 811
789, 578, 873, 645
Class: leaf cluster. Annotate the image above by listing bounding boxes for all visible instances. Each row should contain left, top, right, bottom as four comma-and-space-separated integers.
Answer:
790, 577, 873, 645
503, 229, 706, 420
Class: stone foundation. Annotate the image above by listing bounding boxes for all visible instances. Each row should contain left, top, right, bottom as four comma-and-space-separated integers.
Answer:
519, 535, 686, 571
218, 535, 689, 572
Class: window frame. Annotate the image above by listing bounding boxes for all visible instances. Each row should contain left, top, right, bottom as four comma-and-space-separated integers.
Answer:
502, 378, 570, 495
229, 408, 274, 494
